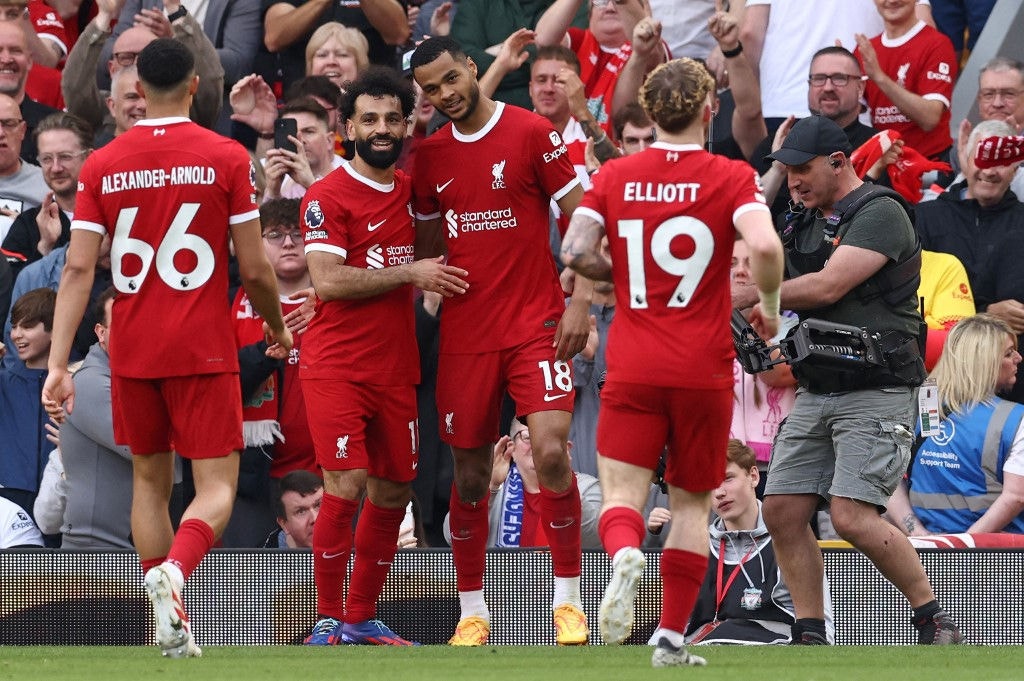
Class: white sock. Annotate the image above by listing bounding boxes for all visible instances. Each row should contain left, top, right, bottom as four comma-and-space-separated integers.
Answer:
651, 626, 686, 648
458, 590, 489, 621
552, 576, 582, 609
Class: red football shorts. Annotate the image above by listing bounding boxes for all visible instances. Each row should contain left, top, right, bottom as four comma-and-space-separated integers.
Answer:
302, 379, 419, 482
436, 333, 574, 449
111, 372, 243, 459
597, 381, 731, 492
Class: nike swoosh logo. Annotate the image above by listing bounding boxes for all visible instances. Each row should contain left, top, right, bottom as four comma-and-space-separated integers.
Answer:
368, 219, 385, 231
436, 178, 454, 193
321, 551, 346, 559
450, 534, 471, 541
549, 519, 575, 529
543, 393, 568, 402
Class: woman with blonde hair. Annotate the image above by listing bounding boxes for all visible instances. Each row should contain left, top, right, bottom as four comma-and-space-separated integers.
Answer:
305, 23, 370, 90
888, 313, 1024, 535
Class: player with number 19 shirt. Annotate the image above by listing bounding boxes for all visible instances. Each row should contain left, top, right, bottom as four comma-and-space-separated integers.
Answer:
72, 118, 258, 380
576, 144, 769, 390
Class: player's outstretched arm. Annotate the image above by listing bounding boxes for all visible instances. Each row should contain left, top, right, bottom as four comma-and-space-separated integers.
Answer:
44, 229, 103, 419
231, 218, 292, 357
308, 251, 469, 301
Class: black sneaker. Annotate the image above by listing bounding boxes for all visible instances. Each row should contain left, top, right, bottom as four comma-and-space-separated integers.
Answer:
789, 630, 829, 645
913, 609, 964, 645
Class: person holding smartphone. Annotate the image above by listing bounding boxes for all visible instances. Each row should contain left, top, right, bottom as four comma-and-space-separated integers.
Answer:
262, 98, 343, 203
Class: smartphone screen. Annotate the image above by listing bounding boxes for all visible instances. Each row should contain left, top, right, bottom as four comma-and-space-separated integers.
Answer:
274, 117, 298, 153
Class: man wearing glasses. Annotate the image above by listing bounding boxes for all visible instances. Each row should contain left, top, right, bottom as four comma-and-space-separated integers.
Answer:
754, 46, 888, 221
0, 93, 44, 244
60, 0, 222, 141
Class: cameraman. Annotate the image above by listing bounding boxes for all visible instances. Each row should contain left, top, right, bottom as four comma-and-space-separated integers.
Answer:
737, 116, 962, 645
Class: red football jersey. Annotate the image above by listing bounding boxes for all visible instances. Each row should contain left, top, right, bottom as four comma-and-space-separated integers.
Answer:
300, 162, 419, 385
29, 0, 68, 58
576, 142, 769, 389
858, 22, 956, 159
72, 117, 259, 379
412, 102, 580, 353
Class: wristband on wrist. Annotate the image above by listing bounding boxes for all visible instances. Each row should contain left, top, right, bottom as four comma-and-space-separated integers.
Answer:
758, 288, 781, 319
167, 5, 187, 22
722, 42, 743, 59
257, 130, 274, 139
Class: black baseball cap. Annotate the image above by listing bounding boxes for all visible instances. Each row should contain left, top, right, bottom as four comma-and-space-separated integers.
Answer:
765, 115, 852, 166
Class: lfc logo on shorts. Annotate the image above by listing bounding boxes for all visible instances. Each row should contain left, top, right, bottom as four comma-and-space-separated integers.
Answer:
335, 435, 350, 458
444, 412, 454, 435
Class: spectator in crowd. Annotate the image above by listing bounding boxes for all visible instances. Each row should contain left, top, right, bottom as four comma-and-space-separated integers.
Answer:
448, 0, 588, 111
411, 35, 591, 647
94, 64, 145, 147
930, 0, 995, 58
536, 0, 664, 136
730, 238, 797, 498
742, 115, 960, 645
0, 0, 67, 69
305, 21, 369, 91
887, 314, 1024, 535
61, 0, 222, 140
918, 249, 976, 370
915, 119, 1024, 369
261, 0, 409, 92
0, 92, 46, 244
0, 495, 43, 547
940, 57, 1024, 199
53, 287, 137, 549
755, 46, 889, 220
223, 197, 316, 548
412, 0, 454, 40
0, 21, 57, 165
286, 76, 346, 157
684, 440, 834, 645
262, 98, 343, 202
103, 0, 261, 135
611, 102, 655, 156
2, 112, 92, 276
855, 0, 956, 161
464, 418, 602, 549
739, 0, 932, 132
0, 287, 55, 516
262, 469, 323, 549
561, 57, 783, 665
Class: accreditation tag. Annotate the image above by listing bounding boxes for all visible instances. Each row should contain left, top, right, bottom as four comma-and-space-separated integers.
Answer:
918, 378, 940, 437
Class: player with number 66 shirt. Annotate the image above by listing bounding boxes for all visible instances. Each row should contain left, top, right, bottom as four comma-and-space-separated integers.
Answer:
42, 39, 291, 658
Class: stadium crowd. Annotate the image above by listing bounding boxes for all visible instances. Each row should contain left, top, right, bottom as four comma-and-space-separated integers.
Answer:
0, 0, 1020, 661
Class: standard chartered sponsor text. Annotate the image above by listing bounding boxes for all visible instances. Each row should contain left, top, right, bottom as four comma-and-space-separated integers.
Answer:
456, 207, 519, 232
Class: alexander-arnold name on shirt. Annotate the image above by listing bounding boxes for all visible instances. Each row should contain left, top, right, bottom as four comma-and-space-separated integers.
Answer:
100, 165, 216, 194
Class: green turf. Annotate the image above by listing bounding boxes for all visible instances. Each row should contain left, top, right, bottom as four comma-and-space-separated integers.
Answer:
3, 645, 1024, 681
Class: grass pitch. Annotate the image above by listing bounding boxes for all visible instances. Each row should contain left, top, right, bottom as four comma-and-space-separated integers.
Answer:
2, 645, 1023, 681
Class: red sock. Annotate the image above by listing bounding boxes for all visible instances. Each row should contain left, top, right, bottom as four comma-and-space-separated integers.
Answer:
312, 493, 359, 620
165, 519, 214, 579
448, 483, 490, 592
598, 506, 645, 559
345, 499, 405, 623
659, 549, 707, 633
539, 476, 582, 578
140, 556, 166, 575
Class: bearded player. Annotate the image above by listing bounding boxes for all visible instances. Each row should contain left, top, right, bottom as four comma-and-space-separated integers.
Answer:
299, 66, 469, 646
561, 58, 784, 667
410, 36, 592, 646
42, 39, 292, 658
